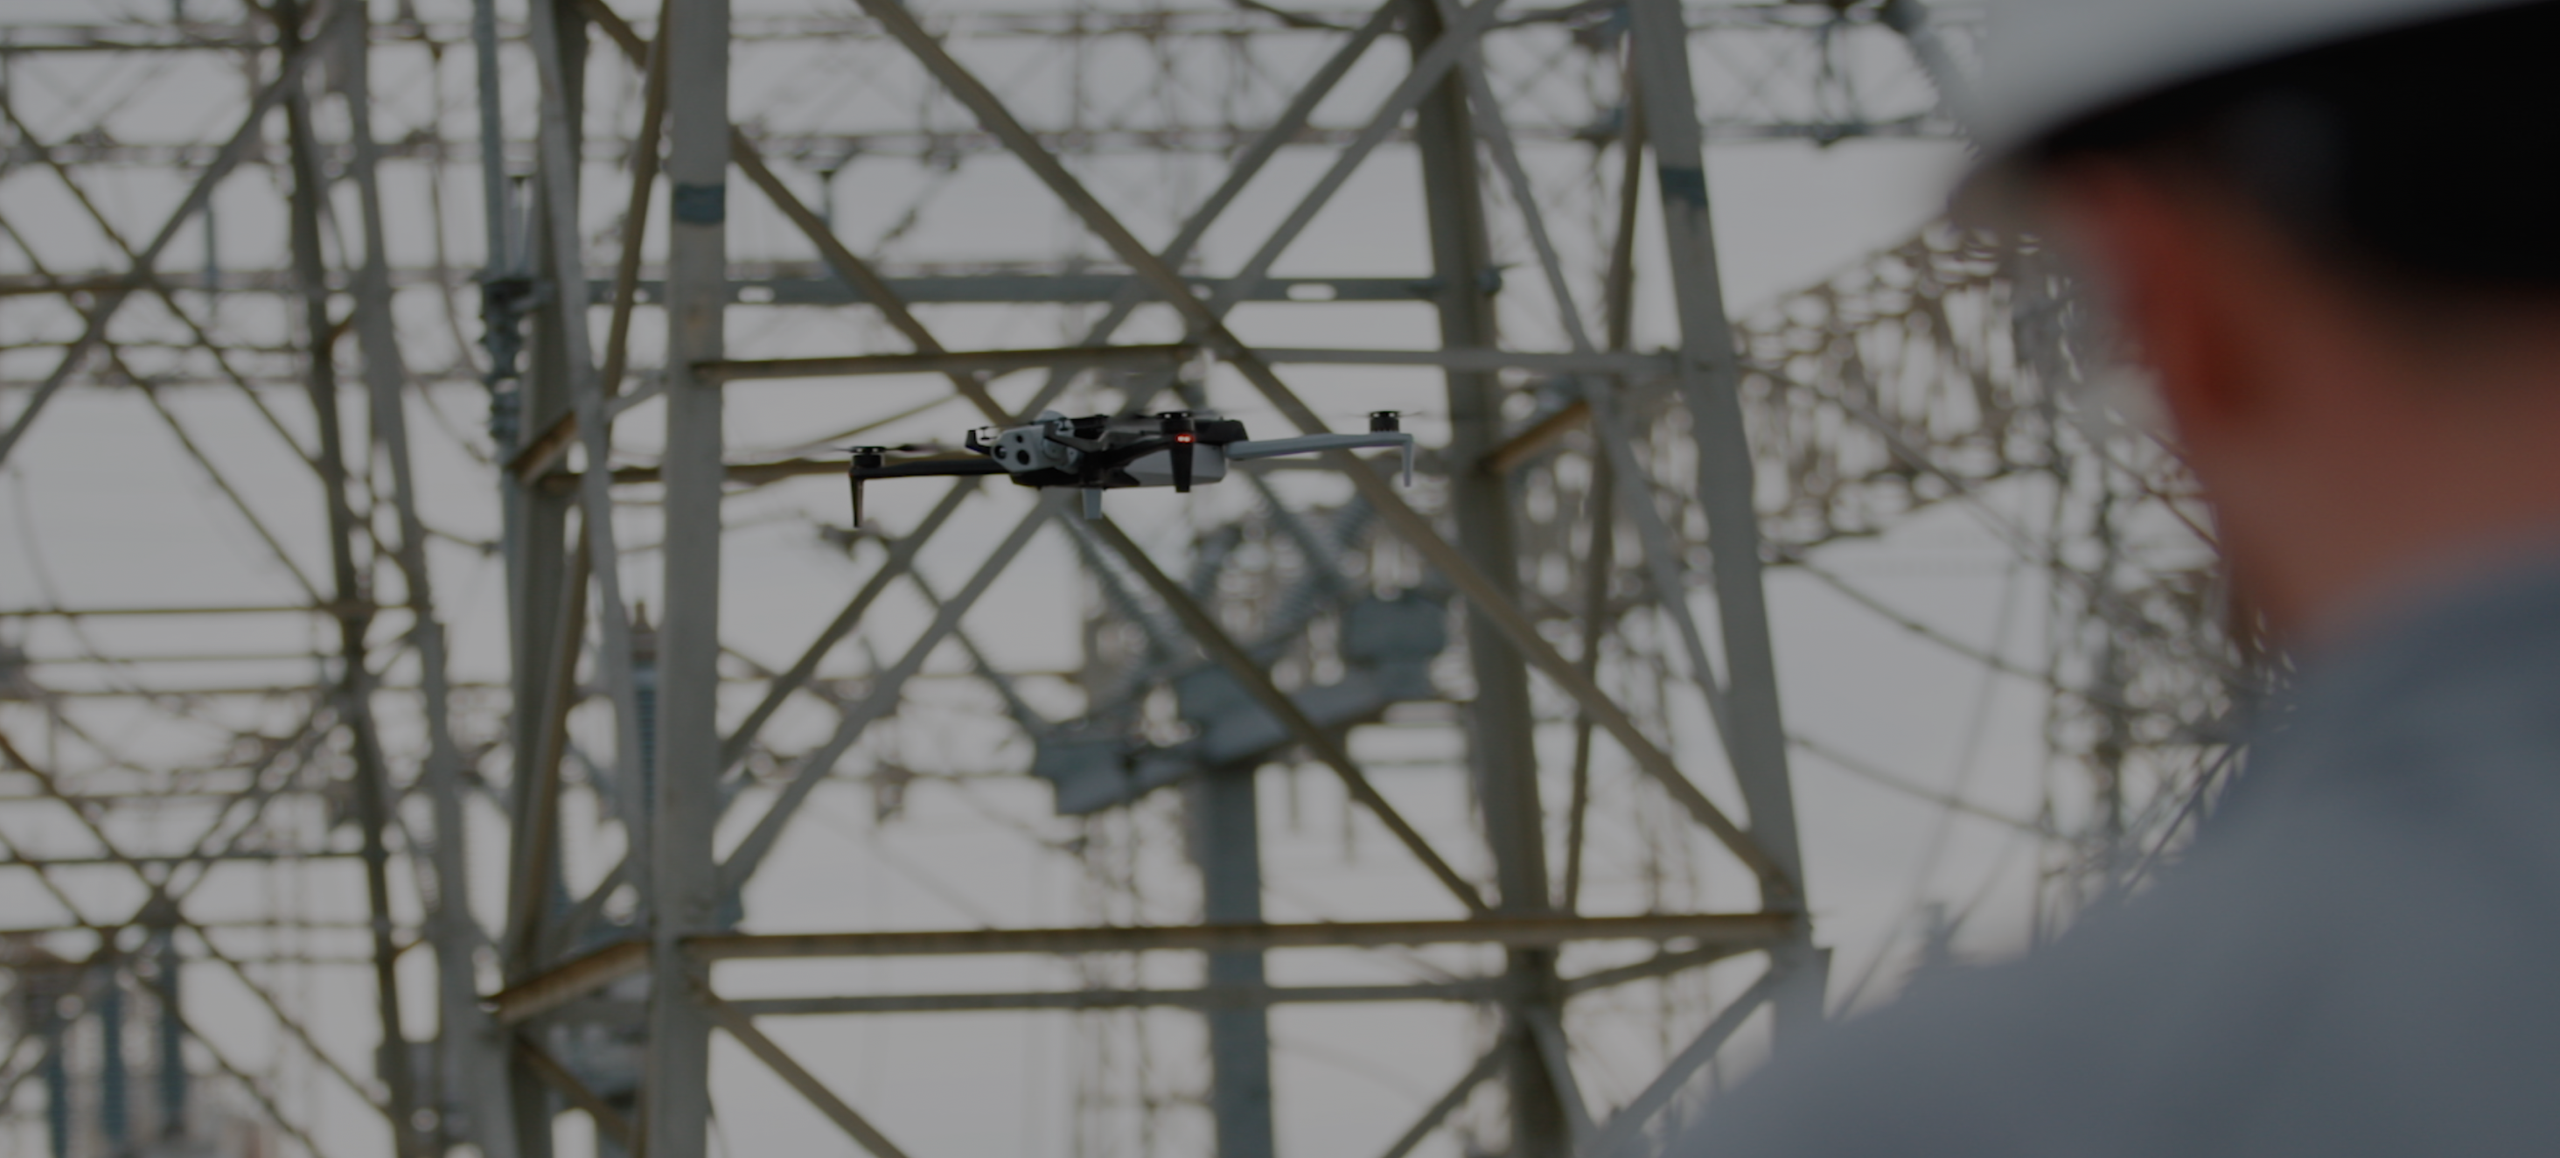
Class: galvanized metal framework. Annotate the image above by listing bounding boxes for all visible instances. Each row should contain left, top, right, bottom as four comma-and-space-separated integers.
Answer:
0, 1, 2242, 1156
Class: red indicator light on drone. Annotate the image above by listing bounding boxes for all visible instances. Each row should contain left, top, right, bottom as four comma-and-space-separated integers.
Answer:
1176, 433, 1194, 443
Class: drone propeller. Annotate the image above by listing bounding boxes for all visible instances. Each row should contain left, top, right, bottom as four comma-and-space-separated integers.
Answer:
847, 446, 887, 528
838, 441, 953, 458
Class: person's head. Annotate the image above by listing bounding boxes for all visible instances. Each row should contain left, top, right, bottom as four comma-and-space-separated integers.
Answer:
1986, 0, 2560, 648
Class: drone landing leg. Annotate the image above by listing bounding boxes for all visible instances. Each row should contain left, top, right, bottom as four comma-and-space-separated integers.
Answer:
1081, 489, 1105, 520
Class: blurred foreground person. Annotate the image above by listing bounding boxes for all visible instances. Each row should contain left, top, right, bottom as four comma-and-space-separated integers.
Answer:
1678, 0, 2560, 1154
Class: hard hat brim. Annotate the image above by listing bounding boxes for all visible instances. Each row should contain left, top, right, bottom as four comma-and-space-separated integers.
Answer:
1951, 0, 2547, 231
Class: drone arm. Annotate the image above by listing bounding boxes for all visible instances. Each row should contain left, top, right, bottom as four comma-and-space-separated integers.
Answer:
847, 457, 1005, 527
854, 458, 1009, 480
1224, 431, 1416, 484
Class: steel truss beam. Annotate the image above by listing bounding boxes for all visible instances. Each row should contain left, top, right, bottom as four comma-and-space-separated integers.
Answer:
487, 911, 1791, 1024
720, 943, 1755, 1014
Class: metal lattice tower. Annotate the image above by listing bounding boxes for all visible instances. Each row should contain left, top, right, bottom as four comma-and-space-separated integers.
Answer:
0, 2, 2240, 1157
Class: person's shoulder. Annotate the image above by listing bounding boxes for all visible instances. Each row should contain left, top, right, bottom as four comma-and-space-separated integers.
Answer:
1683, 727, 2560, 1156
2238, 560, 2560, 896
1669, 946, 2093, 1156
1684, 817, 2560, 1155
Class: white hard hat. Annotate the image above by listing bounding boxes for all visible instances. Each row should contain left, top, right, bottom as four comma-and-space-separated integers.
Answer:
1967, 0, 2540, 166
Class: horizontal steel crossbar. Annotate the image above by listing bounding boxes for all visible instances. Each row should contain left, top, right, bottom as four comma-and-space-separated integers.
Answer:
487, 912, 1791, 1025
696, 345, 1673, 384
701, 912, 1789, 959
0, 602, 386, 618
731, 980, 1511, 1015
695, 343, 1196, 383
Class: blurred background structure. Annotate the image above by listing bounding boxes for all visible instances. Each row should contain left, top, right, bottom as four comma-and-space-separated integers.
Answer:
0, 1, 2242, 1155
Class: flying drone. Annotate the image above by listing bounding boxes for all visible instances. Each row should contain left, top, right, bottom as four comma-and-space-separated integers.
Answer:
847, 410, 1415, 525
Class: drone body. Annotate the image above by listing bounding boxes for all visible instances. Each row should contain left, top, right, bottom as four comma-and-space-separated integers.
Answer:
849, 410, 1412, 525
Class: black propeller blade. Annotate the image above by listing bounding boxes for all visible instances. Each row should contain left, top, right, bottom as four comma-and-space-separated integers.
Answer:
847, 446, 886, 527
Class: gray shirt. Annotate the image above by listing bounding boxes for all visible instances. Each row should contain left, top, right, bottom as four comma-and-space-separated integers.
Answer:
1684, 560, 2560, 1156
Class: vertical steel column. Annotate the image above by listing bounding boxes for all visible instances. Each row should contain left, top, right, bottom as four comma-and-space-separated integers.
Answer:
1192, 767, 1276, 1158
503, 2, 588, 1154
647, 0, 729, 1153
633, 608, 661, 819
473, 0, 530, 646
155, 932, 185, 1144
340, 8, 524, 1152
200, 200, 220, 320
1404, 1, 1566, 1152
472, 0, 515, 302
99, 969, 128, 1154
43, 1002, 68, 1158
279, 5, 425, 1146
1622, 0, 1823, 1035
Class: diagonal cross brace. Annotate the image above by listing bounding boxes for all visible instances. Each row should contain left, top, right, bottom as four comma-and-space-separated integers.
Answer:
1059, 0, 1509, 420
718, 478, 985, 777
1087, 517, 1496, 918
0, 0, 343, 471
526, 0, 650, 832
1584, 966, 1781, 1158
717, 496, 1059, 895
1200, 0, 1511, 320
540, 480, 983, 960
1021, 0, 1406, 417
701, 988, 917, 1158
1377, 1042, 1507, 1158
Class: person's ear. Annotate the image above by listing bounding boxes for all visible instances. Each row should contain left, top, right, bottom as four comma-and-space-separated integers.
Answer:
2042, 165, 2264, 443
